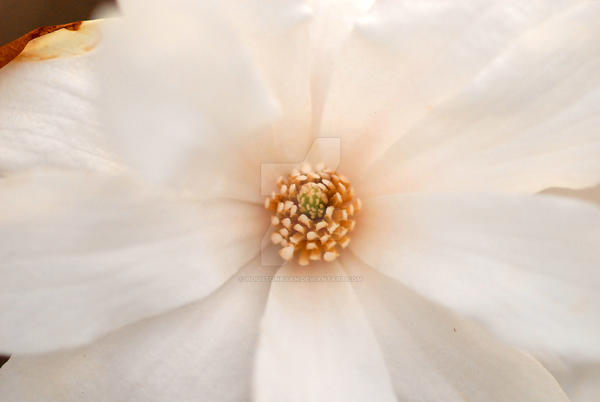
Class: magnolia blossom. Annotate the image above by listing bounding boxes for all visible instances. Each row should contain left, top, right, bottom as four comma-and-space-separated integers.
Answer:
1, 0, 600, 401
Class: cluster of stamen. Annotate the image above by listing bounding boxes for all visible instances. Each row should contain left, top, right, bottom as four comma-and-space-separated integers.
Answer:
264, 163, 361, 265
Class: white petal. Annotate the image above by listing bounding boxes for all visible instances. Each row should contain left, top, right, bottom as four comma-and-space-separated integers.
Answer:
0, 170, 267, 353
306, 0, 373, 142
260, 137, 341, 197
253, 261, 396, 402
352, 192, 600, 361
322, 0, 581, 173
221, 0, 315, 162
341, 253, 569, 401
98, 1, 315, 201
545, 185, 600, 208
551, 363, 600, 402
361, 2, 600, 195
0, 258, 274, 401
211, 0, 370, 179
0, 21, 119, 173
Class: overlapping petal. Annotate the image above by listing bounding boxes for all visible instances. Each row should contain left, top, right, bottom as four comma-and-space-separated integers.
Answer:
359, 1, 600, 195
0, 21, 119, 174
552, 363, 600, 402
0, 258, 274, 401
323, 0, 581, 169
342, 253, 568, 401
100, 0, 315, 202
352, 192, 600, 362
0, 170, 266, 353
253, 261, 397, 402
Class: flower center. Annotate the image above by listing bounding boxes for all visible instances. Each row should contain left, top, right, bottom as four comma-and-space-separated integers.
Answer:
264, 163, 361, 266
297, 182, 328, 219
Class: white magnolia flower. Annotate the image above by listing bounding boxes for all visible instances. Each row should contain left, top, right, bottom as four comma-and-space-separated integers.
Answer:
1, 0, 600, 401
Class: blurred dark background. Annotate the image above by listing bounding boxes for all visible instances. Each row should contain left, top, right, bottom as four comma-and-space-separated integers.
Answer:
1, 0, 114, 368
0, 0, 114, 46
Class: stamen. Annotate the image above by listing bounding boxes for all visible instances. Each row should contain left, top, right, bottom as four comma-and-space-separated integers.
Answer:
265, 162, 361, 265
280, 245, 295, 261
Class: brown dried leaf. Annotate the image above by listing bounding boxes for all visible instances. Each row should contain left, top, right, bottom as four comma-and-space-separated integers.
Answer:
0, 21, 82, 69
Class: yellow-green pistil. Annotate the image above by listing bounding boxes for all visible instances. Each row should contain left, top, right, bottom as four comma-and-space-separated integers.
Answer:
297, 182, 328, 219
